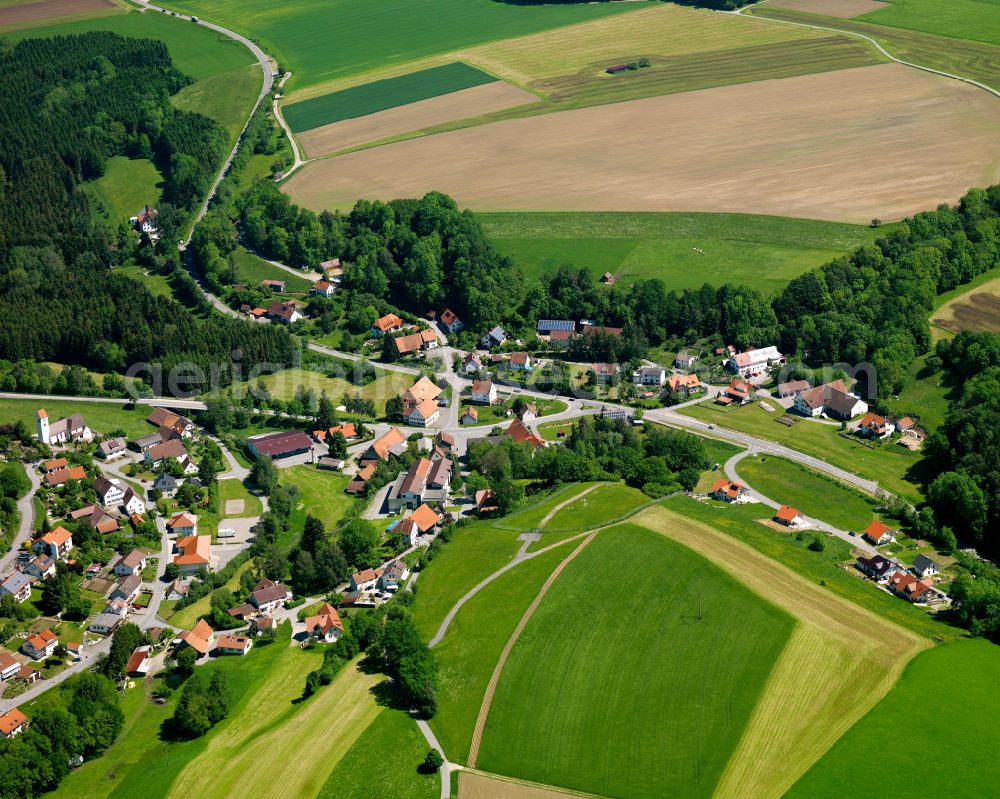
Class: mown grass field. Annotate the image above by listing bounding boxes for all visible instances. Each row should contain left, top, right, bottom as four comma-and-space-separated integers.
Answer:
679, 398, 926, 501
884, 352, 956, 432
785, 639, 1000, 797
751, 5, 1000, 91
217, 478, 262, 518
171, 63, 263, 144
661, 495, 952, 641
540, 481, 649, 532
0, 397, 152, 438
285, 62, 497, 133
858, 0, 1000, 47
490, 482, 598, 532
235, 366, 412, 416
481, 211, 882, 294
734, 454, 880, 531
281, 466, 353, 529
229, 247, 313, 293
317, 706, 438, 799
477, 524, 794, 798
636, 505, 928, 798
427, 545, 568, 764
51, 623, 307, 799
168, 561, 253, 629
83, 156, 163, 227
159, 0, 647, 91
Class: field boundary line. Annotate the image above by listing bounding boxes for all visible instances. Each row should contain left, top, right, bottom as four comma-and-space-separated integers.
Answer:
738, 1, 1000, 100
466, 529, 599, 768
459, 768, 607, 799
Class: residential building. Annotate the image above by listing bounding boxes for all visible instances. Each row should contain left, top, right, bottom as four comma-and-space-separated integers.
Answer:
0, 572, 31, 603
537, 319, 575, 336
135, 432, 167, 452
710, 478, 750, 504
388, 458, 434, 512
215, 635, 252, 656
395, 503, 442, 546
248, 578, 291, 612
720, 379, 754, 406
23, 629, 58, 660
267, 300, 302, 324
104, 597, 130, 617
251, 616, 274, 637
728, 346, 784, 376
153, 472, 178, 497
144, 438, 187, 468
855, 555, 898, 581
405, 398, 440, 427
44, 465, 86, 487
0, 652, 20, 681
470, 379, 497, 405
88, 612, 123, 636
666, 373, 701, 396
480, 326, 508, 349
380, 560, 410, 592
590, 363, 619, 383
33, 526, 72, 560
461, 352, 483, 375
912, 554, 941, 579
549, 329, 573, 349
633, 366, 666, 387
858, 412, 893, 439
175, 619, 214, 657
36, 408, 92, 445
461, 407, 479, 425
349, 568, 384, 592
173, 534, 211, 574
439, 308, 463, 333
887, 571, 932, 603
83, 508, 119, 535
794, 380, 868, 420
776, 379, 810, 398
864, 520, 896, 546
131, 204, 159, 239
248, 429, 313, 460
475, 489, 498, 514
0, 708, 29, 738
372, 313, 404, 336
674, 352, 698, 370
509, 352, 532, 371
402, 376, 442, 412
394, 328, 438, 355
24, 556, 55, 580
121, 486, 146, 516
110, 574, 141, 603
261, 279, 285, 292
435, 431, 455, 453
346, 463, 377, 495
360, 427, 408, 464
125, 646, 151, 676
167, 512, 198, 537
506, 417, 545, 449
98, 437, 128, 460
146, 408, 195, 437
43, 458, 67, 474
773, 505, 804, 527
65, 641, 82, 660
94, 476, 125, 507
113, 550, 146, 577
304, 603, 343, 642
519, 403, 538, 422
311, 280, 335, 298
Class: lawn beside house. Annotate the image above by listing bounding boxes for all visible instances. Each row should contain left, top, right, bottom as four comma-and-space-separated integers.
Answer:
0, 398, 152, 439
167, 561, 254, 629
281, 466, 354, 529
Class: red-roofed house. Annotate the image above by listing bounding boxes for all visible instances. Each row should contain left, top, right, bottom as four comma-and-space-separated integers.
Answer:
439, 308, 463, 333
311, 280, 335, 298
0, 708, 29, 738
475, 489, 498, 514
858, 412, 893, 439
773, 505, 804, 527
173, 534, 211, 574
372, 313, 404, 335
33, 526, 73, 560
887, 571, 933, 603
22, 629, 58, 660
304, 603, 344, 642
125, 646, 151, 676
864, 520, 896, 546
215, 634, 253, 656
349, 568, 384, 592
710, 478, 749, 504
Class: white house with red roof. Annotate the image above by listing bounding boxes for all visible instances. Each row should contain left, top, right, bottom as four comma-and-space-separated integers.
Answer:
710, 478, 750, 504
304, 602, 344, 643
33, 526, 73, 560
311, 280, 335, 298
22, 629, 58, 660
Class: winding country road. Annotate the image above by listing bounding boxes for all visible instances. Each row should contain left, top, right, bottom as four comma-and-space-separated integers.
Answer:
1, 465, 41, 576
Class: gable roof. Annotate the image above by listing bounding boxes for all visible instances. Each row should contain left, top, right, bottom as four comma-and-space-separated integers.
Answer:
407, 503, 442, 533
373, 313, 403, 331
864, 520, 894, 540
774, 505, 801, 523
41, 526, 72, 547
368, 427, 406, 460
0, 708, 28, 736
173, 535, 210, 566
404, 376, 442, 404
168, 512, 197, 529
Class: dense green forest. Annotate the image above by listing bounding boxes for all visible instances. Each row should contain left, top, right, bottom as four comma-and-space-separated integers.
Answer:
0, 33, 295, 383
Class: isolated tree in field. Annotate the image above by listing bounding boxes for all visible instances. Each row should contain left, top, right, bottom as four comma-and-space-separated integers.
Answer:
422, 749, 444, 772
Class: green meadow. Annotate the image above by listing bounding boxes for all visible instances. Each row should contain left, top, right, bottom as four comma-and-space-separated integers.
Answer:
859, 0, 1000, 48
477, 524, 793, 798
84, 157, 164, 226
284, 62, 497, 133
157, 0, 650, 90
786, 639, 1000, 797
481, 211, 881, 295
0, 398, 153, 439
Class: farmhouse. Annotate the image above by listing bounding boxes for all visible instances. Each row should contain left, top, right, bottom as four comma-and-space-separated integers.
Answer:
33, 526, 72, 560
728, 346, 783, 376
98, 437, 128, 460
248, 578, 291, 612
248, 429, 313, 460
405, 398, 440, 427
304, 603, 344, 642
711, 478, 750, 504
83, 508, 119, 535
440, 308, 464, 333
346, 463, 377, 495
36, 408, 92, 445
146, 408, 195, 437
395, 503, 442, 546
359, 427, 407, 464
912, 554, 941, 579
215, 634, 253, 656
372, 313, 404, 335
44, 465, 86, 487
0, 572, 31, 603
776, 379, 810, 398
794, 380, 868, 420
773, 505, 804, 527
721, 379, 754, 406
144, 438, 187, 468
387, 457, 451, 512
549, 329, 573, 348
858, 412, 893, 439
480, 326, 508, 349
125, 646, 152, 676
173, 534, 211, 574
470, 379, 497, 405
864, 520, 896, 546
634, 366, 666, 387
394, 328, 438, 355
113, 550, 146, 577
176, 619, 214, 657
0, 709, 29, 739
401, 376, 443, 417
22, 629, 58, 660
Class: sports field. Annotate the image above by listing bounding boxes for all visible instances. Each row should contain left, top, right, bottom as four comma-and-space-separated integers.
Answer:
158, 0, 647, 90
733, 454, 880, 531
83, 157, 163, 229
635, 506, 927, 798
285, 64, 1000, 223
481, 211, 879, 295
786, 639, 1000, 797
477, 524, 794, 798
930, 275, 1000, 334
285, 62, 498, 133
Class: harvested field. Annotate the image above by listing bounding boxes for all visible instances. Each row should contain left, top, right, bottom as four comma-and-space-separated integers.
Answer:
635, 505, 928, 799
285, 64, 1000, 223
0, 0, 113, 26
458, 771, 586, 799
766, 0, 888, 19
298, 82, 538, 158
931, 276, 1000, 334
